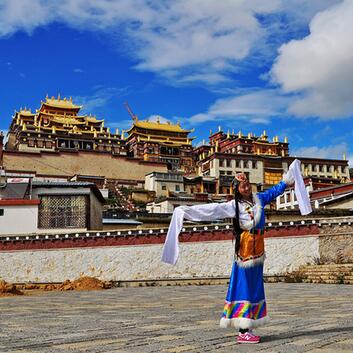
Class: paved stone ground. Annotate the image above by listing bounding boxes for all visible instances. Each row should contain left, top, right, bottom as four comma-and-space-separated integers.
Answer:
0, 283, 353, 353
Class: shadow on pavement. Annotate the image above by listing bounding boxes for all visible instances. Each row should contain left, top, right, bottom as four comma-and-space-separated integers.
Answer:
261, 325, 353, 343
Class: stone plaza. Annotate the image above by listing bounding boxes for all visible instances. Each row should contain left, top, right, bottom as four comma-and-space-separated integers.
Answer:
1, 283, 353, 353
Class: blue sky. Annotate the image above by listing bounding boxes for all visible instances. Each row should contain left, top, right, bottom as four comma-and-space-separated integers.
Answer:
0, 0, 352, 165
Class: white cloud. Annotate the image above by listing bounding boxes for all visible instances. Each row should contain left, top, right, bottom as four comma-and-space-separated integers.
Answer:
189, 89, 291, 124
1, 129, 9, 144
292, 142, 351, 165
271, 0, 353, 119
0, 0, 283, 84
74, 86, 129, 114
144, 115, 170, 124
1, 0, 350, 123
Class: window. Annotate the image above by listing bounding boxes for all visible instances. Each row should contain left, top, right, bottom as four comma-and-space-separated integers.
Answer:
175, 185, 180, 191
38, 195, 87, 229
162, 184, 167, 190
0, 209, 4, 216
227, 171, 232, 175
226, 160, 231, 168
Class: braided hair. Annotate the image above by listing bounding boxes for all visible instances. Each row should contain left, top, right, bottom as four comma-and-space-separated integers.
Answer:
232, 182, 243, 256
231, 172, 250, 256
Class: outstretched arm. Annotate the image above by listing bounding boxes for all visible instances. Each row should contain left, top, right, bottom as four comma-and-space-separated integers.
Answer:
182, 200, 235, 221
258, 181, 287, 206
162, 201, 235, 265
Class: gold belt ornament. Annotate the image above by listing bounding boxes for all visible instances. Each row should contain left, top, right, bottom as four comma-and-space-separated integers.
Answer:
238, 230, 264, 262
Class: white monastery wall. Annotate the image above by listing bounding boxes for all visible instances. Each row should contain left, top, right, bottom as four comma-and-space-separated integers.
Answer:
0, 236, 319, 283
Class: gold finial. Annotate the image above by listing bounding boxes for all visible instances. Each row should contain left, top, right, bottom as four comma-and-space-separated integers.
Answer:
22, 122, 26, 131
121, 130, 125, 140
227, 130, 230, 138
58, 93, 61, 101
284, 136, 288, 143
263, 130, 267, 136
343, 152, 347, 160
215, 140, 219, 152
52, 126, 56, 134
46, 93, 48, 99
238, 130, 242, 138
115, 128, 119, 135
203, 139, 206, 145
232, 129, 234, 135
248, 132, 251, 139
51, 96, 54, 100
94, 131, 97, 138
156, 116, 160, 124
70, 96, 72, 102
107, 127, 110, 133
137, 135, 140, 142
218, 125, 221, 132
210, 129, 212, 135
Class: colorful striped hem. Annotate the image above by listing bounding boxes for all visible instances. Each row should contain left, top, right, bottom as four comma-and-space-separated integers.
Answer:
222, 300, 267, 321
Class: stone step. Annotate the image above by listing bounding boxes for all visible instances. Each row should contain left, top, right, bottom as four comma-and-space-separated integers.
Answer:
302, 278, 343, 284
286, 265, 353, 284
298, 271, 353, 276
303, 279, 353, 285
305, 275, 346, 280
343, 275, 353, 280
299, 264, 353, 271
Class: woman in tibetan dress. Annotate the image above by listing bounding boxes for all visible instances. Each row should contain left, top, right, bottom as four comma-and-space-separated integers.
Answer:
162, 172, 294, 344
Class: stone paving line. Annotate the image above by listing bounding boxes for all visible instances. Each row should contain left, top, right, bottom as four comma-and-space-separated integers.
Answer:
0, 283, 353, 353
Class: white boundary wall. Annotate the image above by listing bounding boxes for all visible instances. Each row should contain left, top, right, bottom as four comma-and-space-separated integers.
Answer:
0, 236, 319, 283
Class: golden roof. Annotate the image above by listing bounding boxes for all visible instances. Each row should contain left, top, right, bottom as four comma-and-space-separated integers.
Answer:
51, 116, 85, 125
129, 119, 192, 133
18, 109, 35, 116
86, 117, 104, 123
41, 95, 82, 110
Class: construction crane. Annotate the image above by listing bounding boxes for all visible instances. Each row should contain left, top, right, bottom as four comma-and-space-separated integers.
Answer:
124, 102, 138, 122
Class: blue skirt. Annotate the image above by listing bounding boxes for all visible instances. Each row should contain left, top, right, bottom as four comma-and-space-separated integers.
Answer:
220, 260, 269, 329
